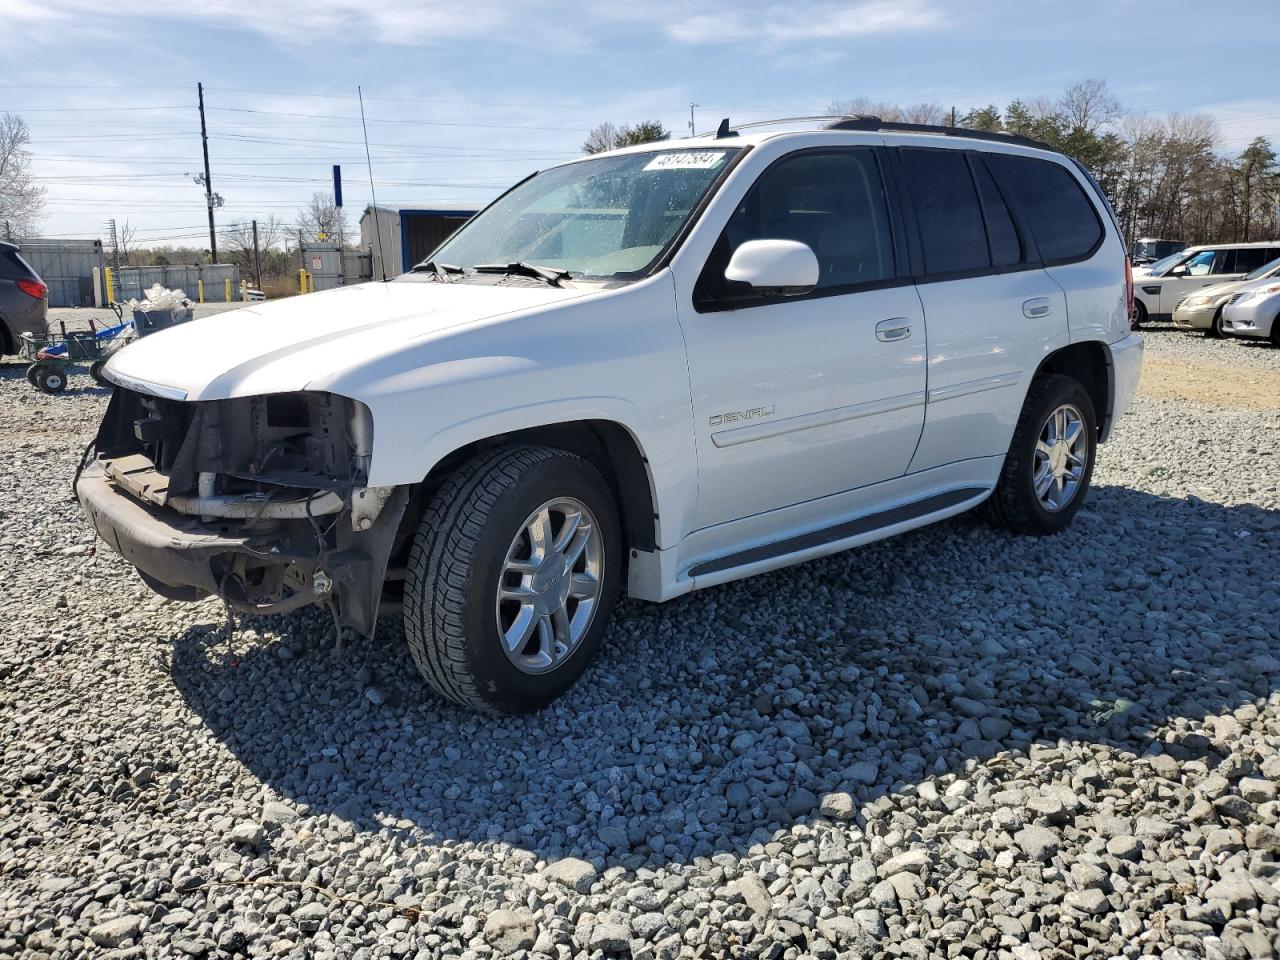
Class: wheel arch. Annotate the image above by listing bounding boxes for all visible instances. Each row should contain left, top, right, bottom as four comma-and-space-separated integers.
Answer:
1033, 340, 1113, 440
393, 418, 659, 564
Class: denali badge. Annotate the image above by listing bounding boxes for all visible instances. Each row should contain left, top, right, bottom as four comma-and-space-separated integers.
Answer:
710, 406, 775, 427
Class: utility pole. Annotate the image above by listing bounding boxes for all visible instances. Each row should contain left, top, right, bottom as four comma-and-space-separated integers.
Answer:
689, 103, 699, 137
198, 82, 218, 263
950, 106, 957, 128
252, 219, 261, 289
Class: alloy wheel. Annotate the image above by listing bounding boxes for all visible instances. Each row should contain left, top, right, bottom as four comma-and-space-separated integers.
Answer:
1032, 403, 1089, 512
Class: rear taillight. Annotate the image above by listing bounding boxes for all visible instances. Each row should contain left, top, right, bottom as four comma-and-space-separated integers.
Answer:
16, 278, 47, 300
1124, 258, 1133, 321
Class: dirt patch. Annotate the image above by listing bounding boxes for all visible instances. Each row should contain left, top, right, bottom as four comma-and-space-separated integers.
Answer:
1138, 351, 1280, 411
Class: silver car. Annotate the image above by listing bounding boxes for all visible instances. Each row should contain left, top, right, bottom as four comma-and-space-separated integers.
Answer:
1174, 255, 1280, 337
1221, 278, 1280, 344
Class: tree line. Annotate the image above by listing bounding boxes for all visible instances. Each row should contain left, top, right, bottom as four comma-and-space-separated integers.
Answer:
586, 80, 1279, 245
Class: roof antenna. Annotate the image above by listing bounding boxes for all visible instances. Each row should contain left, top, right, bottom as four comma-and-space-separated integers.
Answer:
358, 85, 388, 282
715, 117, 737, 139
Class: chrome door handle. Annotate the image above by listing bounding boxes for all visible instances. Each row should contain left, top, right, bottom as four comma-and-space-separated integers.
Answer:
875, 318, 912, 342
1023, 297, 1052, 318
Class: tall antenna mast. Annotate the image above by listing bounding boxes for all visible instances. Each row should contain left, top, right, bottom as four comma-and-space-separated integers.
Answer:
358, 86, 387, 282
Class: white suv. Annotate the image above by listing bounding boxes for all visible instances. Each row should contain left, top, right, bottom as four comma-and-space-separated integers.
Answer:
1132, 241, 1280, 326
78, 117, 1142, 713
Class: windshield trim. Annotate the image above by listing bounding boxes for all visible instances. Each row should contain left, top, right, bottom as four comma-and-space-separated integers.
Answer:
411, 144, 750, 284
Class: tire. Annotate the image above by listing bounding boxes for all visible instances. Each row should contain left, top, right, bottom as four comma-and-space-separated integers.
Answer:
1205, 307, 1225, 339
1271, 314, 1280, 347
25, 364, 39, 386
89, 360, 109, 387
988, 374, 1097, 536
403, 444, 623, 713
1131, 300, 1147, 329
34, 366, 67, 394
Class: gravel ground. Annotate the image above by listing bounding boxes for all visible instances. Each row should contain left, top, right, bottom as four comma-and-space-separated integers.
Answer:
1, 326, 1278, 960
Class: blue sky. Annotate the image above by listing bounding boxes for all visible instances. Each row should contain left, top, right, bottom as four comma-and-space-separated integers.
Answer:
1, 0, 1274, 245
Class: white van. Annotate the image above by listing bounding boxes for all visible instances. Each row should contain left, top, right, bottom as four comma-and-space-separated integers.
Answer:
79, 117, 1142, 712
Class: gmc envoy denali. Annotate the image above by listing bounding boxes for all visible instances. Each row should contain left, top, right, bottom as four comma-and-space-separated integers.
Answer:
77, 116, 1143, 713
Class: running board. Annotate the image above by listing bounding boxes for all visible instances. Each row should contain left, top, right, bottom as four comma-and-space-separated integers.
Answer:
687, 486, 987, 578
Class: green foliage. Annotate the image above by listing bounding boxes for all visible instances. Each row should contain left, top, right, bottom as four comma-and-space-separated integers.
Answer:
582, 120, 671, 154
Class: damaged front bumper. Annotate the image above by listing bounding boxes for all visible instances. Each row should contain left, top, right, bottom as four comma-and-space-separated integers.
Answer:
77, 386, 409, 634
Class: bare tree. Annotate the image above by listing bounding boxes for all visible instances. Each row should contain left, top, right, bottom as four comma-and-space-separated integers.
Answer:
582, 120, 671, 155
828, 99, 946, 124
0, 114, 45, 237
118, 219, 140, 266
296, 192, 350, 245
1058, 79, 1120, 135
221, 216, 285, 281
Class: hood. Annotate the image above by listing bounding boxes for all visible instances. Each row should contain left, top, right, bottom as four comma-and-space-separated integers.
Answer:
1183, 278, 1246, 302
105, 278, 588, 401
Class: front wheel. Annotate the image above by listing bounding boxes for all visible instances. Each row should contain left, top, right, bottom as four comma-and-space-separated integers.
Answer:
403, 445, 623, 713
1205, 308, 1225, 339
1130, 300, 1147, 329
988, 374, 1097, 535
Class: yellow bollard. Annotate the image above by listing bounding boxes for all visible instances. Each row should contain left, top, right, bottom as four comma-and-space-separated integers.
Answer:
197, 279, 205, 304
299, 269, 308, 294
104, 267, 115, 304
224, 278, 232, 303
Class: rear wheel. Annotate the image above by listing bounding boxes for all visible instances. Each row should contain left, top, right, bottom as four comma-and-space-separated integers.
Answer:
403, 445, 622, 713
34, 366, 67, 394
988, 374, 1097, 535
25, 364, 39, 386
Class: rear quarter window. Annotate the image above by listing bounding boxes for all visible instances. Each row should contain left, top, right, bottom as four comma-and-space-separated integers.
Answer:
986, 154, 1104, 263
0, 250, 33, 281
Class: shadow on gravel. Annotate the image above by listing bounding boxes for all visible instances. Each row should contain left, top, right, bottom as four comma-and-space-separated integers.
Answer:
169, 485, 1279, 870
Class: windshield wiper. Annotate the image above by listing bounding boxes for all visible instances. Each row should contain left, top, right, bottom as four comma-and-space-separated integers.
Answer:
472, 261, 572, 288
411, 260, 465, 282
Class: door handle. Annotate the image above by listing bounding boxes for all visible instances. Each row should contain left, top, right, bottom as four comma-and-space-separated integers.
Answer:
1023, 297, 1052, 318
875, 318, 912, 342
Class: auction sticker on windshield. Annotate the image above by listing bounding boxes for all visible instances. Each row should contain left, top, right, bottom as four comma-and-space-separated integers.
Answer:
643, 152, 727, 171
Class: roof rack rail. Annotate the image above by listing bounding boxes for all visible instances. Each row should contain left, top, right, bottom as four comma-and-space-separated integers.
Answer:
825, 115, 1052, 151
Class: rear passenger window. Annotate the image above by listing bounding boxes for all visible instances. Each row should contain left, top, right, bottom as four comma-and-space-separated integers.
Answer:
901, 149, 990, 275
0, 251, 29, 280
1227, 248, 1270, 274
971, 159, 1021, 267
987, 155, 1103, 262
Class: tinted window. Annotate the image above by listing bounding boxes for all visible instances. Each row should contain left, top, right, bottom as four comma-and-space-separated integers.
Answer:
901, 148, 990, 275
972, 159, 1021, 267
987, 154, 1103, 262
1227, 248, 1272, 274
716, 149, 895, 293
0, 250, 32, 281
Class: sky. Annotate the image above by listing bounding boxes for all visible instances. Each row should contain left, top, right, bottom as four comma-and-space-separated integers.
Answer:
1, 0, 1276, 248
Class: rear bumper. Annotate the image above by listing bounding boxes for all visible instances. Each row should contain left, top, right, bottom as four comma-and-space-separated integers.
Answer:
1105, 333, 1143, 441
2, 298, 48, 352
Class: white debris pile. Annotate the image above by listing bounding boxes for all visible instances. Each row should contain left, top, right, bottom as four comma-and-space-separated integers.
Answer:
128, 284, 192, 318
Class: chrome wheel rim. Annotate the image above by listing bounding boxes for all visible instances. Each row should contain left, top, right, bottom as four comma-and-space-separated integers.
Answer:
1033, 402, 1088, 512
495, 497, 604, 675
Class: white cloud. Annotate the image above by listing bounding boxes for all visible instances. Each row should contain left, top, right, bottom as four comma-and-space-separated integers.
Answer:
654, 0, 947, 45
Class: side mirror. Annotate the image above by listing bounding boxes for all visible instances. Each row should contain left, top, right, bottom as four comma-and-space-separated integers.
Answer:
724, 239, 819, 297
1170, 264, 1188, 276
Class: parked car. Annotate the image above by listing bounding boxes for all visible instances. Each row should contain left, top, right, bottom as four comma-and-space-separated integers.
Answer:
1132, 241, 1280, 326
1131, 237, 1186, 265
0, 241, 50, 356
76, 117, 1142, 713
1173, 254, 1280, 337
1221, 278, 1280, 344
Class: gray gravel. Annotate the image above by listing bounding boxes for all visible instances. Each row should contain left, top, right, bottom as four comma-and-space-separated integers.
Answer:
1, 327, 1278, 960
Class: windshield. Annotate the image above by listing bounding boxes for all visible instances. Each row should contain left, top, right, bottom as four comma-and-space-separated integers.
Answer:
424, 148, 738, 280
1246, 255, 1280, 280
1145, 250, 1191, 275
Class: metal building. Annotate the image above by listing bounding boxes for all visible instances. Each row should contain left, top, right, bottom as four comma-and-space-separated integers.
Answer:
300, 243, 373, 291
16, 239, 105, 306
359, 204, 478, 279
